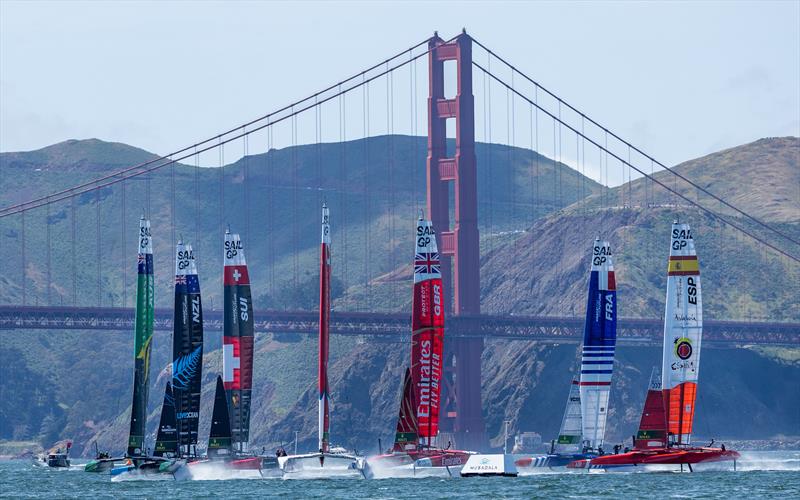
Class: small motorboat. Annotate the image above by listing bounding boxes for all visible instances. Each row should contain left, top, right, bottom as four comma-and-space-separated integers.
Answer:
35, 441, 72, 468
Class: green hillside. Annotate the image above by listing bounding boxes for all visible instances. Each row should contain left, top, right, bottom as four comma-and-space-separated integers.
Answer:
0, 136, 797, 455
0, 135, 602, 453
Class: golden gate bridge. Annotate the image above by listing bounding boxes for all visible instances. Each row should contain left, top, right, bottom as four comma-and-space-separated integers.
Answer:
1, 31, 799, 450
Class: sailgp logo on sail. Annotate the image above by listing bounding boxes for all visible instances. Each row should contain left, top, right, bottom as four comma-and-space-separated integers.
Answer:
139, 225, 151, 250
672, 227, 692, 249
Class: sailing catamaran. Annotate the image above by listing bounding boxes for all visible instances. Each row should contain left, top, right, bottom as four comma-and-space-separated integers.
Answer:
568, 222, 739, 470
181, 231, 266, 477
278, 204, 363, 477
86, 217, 155, 473
517, 239, 617, 469
365, 214, 473, 476
172, 240, 204, 459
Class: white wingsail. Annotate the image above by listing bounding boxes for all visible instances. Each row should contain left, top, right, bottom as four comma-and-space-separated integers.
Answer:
661, 222, 702, 445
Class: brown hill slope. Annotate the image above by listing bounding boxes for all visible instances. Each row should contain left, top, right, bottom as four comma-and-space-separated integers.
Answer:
578, 136, 799, 223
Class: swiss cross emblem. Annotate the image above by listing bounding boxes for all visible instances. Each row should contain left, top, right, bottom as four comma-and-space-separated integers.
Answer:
232, 269, 241, 282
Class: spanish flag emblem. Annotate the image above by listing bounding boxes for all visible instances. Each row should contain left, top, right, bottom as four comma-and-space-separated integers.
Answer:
668, 256, 699, 276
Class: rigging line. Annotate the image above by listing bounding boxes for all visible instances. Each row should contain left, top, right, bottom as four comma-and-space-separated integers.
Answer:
474, 61, 800, 264
194, 147, 199, 247
0, 41, 453, 219
470, 35, 799, 248
0, 38, 434, 218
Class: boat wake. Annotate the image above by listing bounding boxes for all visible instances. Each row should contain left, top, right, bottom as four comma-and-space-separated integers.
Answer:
365, 461, 457, 479
175, 462, 265, 481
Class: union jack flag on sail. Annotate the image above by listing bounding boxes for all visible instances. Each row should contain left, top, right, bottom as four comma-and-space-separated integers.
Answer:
414, 252, 440, 276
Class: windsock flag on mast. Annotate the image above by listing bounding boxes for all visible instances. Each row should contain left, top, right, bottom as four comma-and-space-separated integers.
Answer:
410, 215, 444, 445
318, 204, 331, 454
662, 222, 702, 445
127, 216, 154, 457
579, 239, 617, 451
223, 230, 254, 451
172, 240, 203, 454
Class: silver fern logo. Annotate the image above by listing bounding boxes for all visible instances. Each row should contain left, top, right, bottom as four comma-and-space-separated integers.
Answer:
172, 346, 202, 389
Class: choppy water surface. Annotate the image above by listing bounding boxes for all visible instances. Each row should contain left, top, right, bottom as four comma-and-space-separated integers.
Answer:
1, 452, 798, 499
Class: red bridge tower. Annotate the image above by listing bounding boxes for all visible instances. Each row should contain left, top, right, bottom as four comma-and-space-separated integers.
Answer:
426, 31, 486, 451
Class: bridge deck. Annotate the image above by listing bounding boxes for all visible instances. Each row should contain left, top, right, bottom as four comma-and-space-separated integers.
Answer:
0, 306, 797, 346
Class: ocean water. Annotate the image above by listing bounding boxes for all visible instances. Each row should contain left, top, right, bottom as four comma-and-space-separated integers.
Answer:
1, 452, 798, 499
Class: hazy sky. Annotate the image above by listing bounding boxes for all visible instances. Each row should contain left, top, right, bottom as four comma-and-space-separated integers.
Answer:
2, 0, 798, 175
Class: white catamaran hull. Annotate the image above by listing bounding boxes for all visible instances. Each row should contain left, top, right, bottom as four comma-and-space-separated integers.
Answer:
278, 452, 364, 478
365, 461, 463, 479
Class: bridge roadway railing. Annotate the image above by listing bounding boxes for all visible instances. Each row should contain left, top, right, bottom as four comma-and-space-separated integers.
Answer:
0, 305, 797, 346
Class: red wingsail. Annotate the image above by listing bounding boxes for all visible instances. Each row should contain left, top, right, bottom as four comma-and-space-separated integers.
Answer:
411, 216, 444, 445
318, 204, 331, 454
635, 369, 668, 450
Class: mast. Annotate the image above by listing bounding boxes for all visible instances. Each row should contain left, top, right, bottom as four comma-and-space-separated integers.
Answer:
411, 214, 445, 447
208, 376, 234, 457
127, 216, 154, 457
172, 241, 204, 458
662, 222, 702, 446
555, 379, 582, 454
318, 203, 331, 454
634, 368, 667, 450
579, 238, 617, 451
393, 367, 419, 452
223, 230, 254, 453
153, 382, 178, 458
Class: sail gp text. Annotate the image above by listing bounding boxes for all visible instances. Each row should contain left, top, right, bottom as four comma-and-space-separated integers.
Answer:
672, 228, 693, 250
225, 238, 243, 259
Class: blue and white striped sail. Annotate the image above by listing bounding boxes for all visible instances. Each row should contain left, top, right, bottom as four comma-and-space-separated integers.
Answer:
579, 239, 617, 451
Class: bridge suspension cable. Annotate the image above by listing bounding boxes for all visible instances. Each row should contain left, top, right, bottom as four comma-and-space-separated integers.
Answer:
473, 59, 800, 264
470, 35, 800, 250
0, 36, 455, 219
